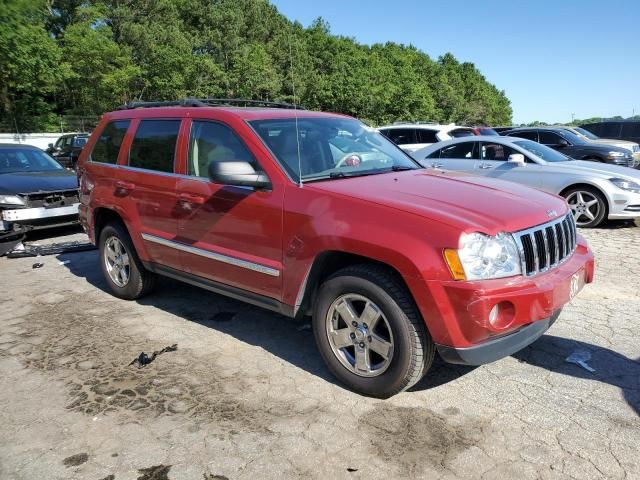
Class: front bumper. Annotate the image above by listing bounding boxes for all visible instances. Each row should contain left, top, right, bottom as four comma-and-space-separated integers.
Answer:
607, 190, 640, 219
409, 235, 594, 362
0, 204, 80, 233
437, 310, 561, 365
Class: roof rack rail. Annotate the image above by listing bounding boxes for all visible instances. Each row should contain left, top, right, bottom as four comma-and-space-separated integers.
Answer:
117, 98, 303, 110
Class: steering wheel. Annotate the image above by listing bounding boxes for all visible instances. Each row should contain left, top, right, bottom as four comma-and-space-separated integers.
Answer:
335, 153, 363, 168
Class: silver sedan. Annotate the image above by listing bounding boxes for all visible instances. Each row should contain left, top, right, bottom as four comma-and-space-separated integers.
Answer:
412, 136, 640, 227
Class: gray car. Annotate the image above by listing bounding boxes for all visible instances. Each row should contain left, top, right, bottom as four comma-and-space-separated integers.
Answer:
412, 136, 640, 228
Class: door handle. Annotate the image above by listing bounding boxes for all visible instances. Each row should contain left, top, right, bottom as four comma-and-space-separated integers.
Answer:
178, 193, 206, 205
115, 181, 136, 192
431, 162, 443, 169
478, 163, 493, 169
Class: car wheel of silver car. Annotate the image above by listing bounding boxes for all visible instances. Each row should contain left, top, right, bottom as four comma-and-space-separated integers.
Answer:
99, 221, 156, 300
313, 264, 434, 398
563, 187, 607, 228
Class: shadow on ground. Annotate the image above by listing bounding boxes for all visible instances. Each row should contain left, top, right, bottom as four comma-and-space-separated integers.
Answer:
57, 249, 639, 412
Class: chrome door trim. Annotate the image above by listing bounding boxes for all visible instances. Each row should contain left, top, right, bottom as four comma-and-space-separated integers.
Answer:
141, 233, 280, 277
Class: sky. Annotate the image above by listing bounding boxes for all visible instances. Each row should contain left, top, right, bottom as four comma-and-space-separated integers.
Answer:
271, 0, 640, 124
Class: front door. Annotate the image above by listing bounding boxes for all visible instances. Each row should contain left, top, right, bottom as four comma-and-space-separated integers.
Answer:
176, 119, 284, 299
426, 141, 479, 172
475, 141, 541, 189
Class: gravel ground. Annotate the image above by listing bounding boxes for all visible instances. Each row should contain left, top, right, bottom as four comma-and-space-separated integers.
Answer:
0, 222, 638, 480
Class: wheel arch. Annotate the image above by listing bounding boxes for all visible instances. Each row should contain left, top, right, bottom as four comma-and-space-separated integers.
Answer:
93, 207, 127, 241
559, 182, 610, 219
294, 250, 418, 320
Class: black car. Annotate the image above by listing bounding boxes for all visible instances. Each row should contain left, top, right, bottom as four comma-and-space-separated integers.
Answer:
0, 144, 79, 242
46, 133, 89, 169
502, 127, 637, 168
580, 121, 640, 144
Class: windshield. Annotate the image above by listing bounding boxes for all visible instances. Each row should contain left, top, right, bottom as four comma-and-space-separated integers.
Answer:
0, 147, 64, 174
249, 117, 420, 182
573, 127, 599, 140
513, 140, 571, 163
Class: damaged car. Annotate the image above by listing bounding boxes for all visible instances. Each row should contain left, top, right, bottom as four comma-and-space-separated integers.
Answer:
0, 144, 80, 245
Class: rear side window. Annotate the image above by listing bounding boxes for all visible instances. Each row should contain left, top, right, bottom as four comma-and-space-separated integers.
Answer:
91, 120, 130, 164
538, 131, 564, 145
416, 129, 438, 143
507, 130, 537, 141
188, 121, 260, 178
129, 119, 181, 173
438, 142, 478, 159
381, 128, 417, 144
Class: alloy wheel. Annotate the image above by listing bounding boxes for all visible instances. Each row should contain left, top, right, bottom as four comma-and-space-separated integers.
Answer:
325, 293, 394, 377
566, 190, 602, 226
104, 236, 131, 287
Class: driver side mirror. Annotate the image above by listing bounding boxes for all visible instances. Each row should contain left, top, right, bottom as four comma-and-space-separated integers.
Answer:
507, 153, 526, 166
208, 161, 271, 189
48, 143, 54, 149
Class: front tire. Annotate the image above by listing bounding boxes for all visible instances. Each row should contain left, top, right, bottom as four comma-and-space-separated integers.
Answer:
312, 264, 434, 398
563, 186, 608, 228
99, 222, 156, 300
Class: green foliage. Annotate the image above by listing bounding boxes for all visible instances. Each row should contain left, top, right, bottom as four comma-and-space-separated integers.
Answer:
0, 0, 514, 132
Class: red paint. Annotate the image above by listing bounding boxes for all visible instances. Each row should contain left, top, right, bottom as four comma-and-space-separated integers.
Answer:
78, 106, 594, 350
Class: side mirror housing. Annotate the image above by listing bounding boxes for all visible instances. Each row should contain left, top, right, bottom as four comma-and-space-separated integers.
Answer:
48, 143, 54, 149
556, 139, 569, 148
507, 153, 526, 166
208, 161, 271, 189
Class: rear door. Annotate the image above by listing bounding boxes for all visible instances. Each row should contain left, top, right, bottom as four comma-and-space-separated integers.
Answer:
175, 118, 284, 299
121, 118, 183, 269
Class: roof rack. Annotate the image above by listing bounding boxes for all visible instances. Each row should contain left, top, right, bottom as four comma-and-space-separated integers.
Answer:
117, 98, 304, 110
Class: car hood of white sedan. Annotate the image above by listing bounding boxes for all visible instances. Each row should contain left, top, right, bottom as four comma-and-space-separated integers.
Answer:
555, 160, 640, 180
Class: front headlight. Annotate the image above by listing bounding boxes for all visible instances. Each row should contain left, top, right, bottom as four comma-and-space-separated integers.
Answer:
610, 178, 640, 194
0, 195, 25, 206
608, 151, 625, 157
444, 232, 522, 281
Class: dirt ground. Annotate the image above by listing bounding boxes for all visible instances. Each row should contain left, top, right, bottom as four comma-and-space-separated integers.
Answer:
0, 222, 639, 480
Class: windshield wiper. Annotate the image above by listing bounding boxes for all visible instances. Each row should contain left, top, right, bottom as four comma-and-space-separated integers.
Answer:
390, 165, 415, 171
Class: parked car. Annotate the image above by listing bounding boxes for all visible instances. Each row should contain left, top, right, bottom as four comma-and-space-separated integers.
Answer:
503, 127, 638, 168
377, 123, 474, 153
571, 124, 640, 156
0, 144, 80, 242
581, 120, 640, 145
413, 135, 640, 227
78, 99, 594, 398
493, 126, 518, 134
46, 133, 89, 169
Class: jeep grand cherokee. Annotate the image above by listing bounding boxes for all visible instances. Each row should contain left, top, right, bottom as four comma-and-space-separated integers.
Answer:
77, 99, 594, 398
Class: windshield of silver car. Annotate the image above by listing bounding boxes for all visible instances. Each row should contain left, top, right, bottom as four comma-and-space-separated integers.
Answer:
249, 118, 420, 182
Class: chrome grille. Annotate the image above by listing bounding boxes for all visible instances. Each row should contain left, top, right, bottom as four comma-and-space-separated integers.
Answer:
513, 214, 577, 277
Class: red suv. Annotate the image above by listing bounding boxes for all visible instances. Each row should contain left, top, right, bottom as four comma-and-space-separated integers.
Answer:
77, 99, 594, 398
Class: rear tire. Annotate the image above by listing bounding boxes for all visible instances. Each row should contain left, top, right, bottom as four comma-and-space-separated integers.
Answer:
99, 222, 156, 299
312, 264, 434, 398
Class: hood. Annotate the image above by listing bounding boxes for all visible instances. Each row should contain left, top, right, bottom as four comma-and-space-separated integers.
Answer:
0, 170, 78, 195
556, 160, 640, 180
307, 170, 568, 234
589, 139, 638, 151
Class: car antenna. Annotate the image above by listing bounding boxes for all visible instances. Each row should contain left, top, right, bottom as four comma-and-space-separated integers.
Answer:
288, 36, 303, 188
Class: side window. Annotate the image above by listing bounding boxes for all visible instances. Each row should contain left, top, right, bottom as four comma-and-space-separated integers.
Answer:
63, 136, 73, 147
188, 121, 260, 178
54, 137, 65, 149
507, 131, 537, 141
90, 120, 130, 164
480, 142, 518, 161
538, 131, 564, 145
448, 128, 474, 138
129, 119, 180, 173
416, 129, 438, 143
384, 128, 417, 145
439, 142, 477, 159
600, 122, 622, 138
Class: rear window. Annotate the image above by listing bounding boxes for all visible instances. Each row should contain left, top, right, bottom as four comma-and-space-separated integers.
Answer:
90, 120, 130, 164
129, 120, 181, 173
